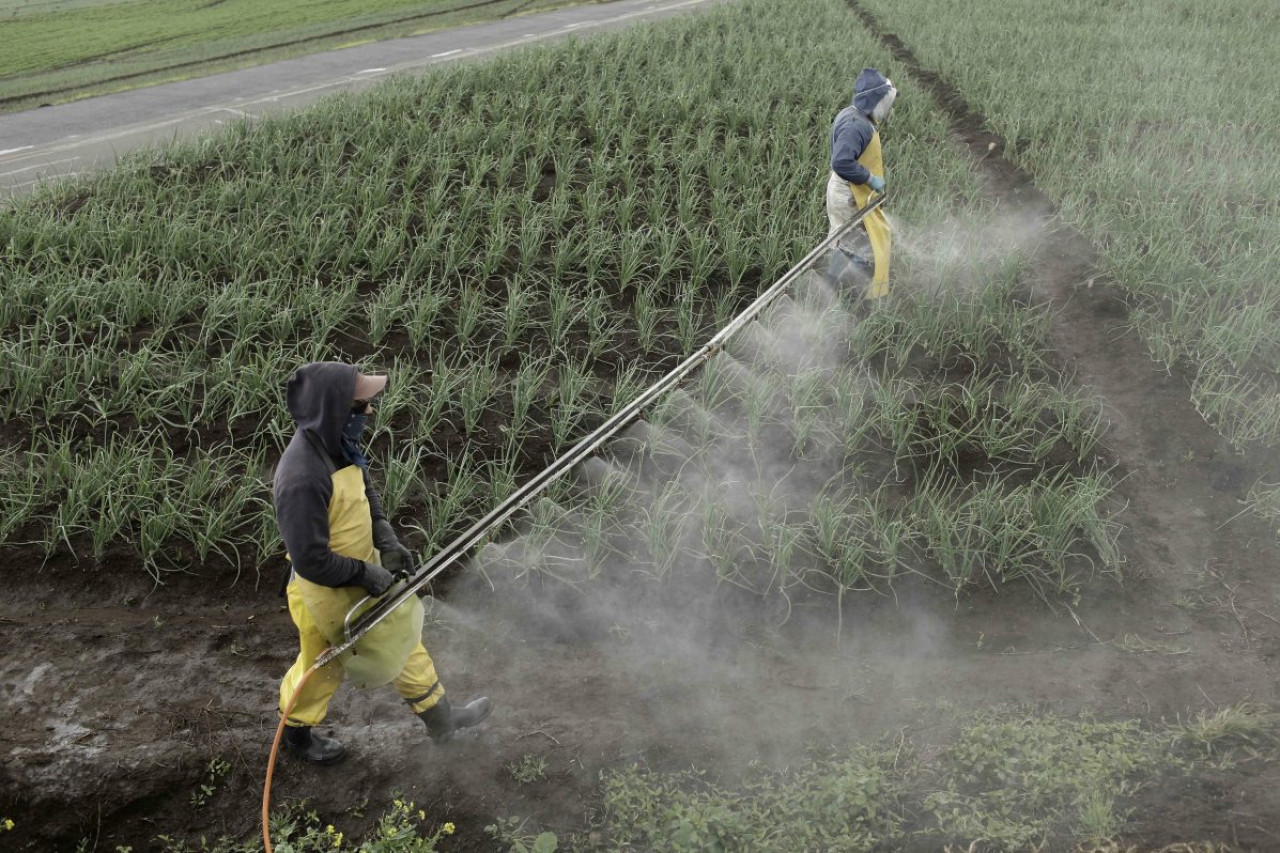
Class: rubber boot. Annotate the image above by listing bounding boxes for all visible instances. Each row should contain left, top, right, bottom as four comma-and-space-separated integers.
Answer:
824, 248, 873, 292
281, 725, 346, 765
417, 696, 494, 743
823, 250, 850, 288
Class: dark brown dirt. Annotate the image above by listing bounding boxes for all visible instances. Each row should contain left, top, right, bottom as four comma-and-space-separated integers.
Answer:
6, 6, 1280, 851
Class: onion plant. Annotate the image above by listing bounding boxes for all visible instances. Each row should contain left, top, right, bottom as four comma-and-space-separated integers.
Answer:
0, 0, 1120, 595
858, 0, 1280, 449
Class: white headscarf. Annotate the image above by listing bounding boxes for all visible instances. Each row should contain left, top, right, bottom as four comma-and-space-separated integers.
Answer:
871, 81, 898, 123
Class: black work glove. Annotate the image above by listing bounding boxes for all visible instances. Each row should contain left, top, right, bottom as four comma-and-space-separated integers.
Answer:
372, 518, 415, 579
357, 561, 395, 597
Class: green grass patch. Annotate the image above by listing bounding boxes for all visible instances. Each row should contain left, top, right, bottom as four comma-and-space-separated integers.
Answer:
149, 706, 1274, 852
155, 796, 457, 852
926, 713, 1165, 848
588, 753, 902, 851
0, 0, 583, 108
522, 705, 1274, 852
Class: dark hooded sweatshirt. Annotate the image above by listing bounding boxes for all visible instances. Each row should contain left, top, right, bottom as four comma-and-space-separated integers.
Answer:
274, 362, 387, 588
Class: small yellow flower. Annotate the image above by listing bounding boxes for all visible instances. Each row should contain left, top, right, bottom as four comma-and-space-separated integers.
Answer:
2, 819, 13, 831
418, 810, 426, 821
325, 825, 336, 835
443, 822, 456, 836
333, 831, 344, 848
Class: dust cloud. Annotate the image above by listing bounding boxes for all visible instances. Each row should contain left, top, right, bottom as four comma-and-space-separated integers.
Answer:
891, 209, 1049, 296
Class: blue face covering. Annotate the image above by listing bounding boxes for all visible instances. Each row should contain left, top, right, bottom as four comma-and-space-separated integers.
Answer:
340, 412, 369, 470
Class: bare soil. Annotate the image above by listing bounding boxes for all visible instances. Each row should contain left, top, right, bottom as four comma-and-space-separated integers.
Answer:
6, 5, 1280, 850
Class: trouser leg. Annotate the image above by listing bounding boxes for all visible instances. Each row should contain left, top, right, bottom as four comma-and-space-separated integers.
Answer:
398, 643, 495, 741
825, 172, 853, 240
392, 642, 445, 714
279, 580, 344, 727
824, 173, 872, 289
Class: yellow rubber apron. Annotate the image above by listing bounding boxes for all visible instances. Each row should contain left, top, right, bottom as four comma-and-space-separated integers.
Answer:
845, 127, 892, 298
292, 464, 424, 689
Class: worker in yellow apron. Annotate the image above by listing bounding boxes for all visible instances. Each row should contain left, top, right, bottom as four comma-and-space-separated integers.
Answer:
825, 67, 897, 299
273, 362, 492, 763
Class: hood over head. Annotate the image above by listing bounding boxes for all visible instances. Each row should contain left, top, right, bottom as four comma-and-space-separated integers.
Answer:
853, 67, 897, 122
286, 361, 360, 460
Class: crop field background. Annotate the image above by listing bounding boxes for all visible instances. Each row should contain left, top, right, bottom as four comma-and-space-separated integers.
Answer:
0, 0, 582, 109
470, 271, 1120, 623
3, 0, 1280, 850
2, 0, 985, 588
852, 0, 1280, 449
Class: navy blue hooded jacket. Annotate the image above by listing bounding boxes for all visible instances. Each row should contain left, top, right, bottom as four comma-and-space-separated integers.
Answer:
830, 68, 894, 185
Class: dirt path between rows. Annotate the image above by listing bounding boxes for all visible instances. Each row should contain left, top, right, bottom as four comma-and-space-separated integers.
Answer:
5, 4, 1280, 850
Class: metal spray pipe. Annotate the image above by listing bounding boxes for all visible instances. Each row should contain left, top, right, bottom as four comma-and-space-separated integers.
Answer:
319, 191, 887, 668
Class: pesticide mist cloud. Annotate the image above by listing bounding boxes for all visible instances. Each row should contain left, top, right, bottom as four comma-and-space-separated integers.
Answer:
421, 267, 935, 763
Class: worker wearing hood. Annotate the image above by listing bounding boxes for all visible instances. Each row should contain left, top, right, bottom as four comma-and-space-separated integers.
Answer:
825, 67, 896, 298
273, 361, 493, 764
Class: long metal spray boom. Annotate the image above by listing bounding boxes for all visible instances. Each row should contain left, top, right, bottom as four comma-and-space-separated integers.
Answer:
316, 192, 887, 668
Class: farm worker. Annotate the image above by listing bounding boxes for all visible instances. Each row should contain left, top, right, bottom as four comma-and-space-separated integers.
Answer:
273, 361, 492, 763
825, 67, 897, 298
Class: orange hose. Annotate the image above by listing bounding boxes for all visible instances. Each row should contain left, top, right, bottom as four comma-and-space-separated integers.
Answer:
262, 658, 325, 853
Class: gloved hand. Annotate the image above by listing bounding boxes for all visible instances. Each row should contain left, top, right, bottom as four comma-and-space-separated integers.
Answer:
867, 175, 886, 193
372, 518, 414, 578
357, 561, 395, 597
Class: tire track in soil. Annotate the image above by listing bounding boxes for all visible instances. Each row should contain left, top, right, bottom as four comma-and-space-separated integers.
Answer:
845, 0, 1280, 844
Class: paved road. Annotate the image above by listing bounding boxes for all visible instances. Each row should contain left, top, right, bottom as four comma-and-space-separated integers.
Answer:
0, 0, 727, 201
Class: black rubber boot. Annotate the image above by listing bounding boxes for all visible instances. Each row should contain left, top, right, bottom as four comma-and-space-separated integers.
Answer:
417, 696, 494, 743
281, 725, 346, 765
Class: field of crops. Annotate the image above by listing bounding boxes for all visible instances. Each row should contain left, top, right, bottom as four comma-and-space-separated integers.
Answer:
0, 0, 1120, 607
5, 0, 1280, 849
0, 0, 578, 107
472, 270, 1119, 633
855, 0, 1280, 452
